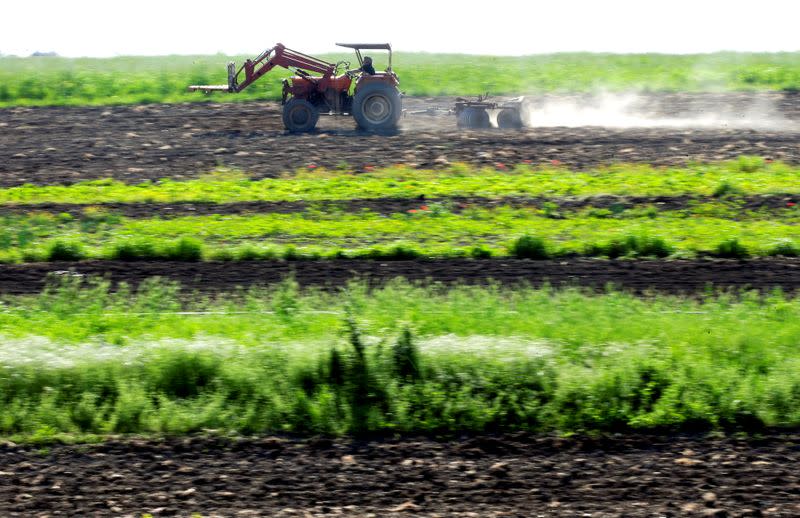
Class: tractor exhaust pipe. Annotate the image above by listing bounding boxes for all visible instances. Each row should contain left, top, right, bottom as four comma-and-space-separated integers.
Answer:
227, 62, 238, 92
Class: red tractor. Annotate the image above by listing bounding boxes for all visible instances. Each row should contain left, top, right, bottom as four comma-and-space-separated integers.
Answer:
189, 43, 402, 132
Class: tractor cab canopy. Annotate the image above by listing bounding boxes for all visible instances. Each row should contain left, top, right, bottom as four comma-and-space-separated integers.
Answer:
336, 43, 393, 70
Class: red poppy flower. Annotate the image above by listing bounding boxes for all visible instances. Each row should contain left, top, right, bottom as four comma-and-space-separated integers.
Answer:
420, 205, 429, 210
551, 159, 561, 166
788, 202, 796, 207
307, 164, 318, 169
408, 209, 418, 214
495, 162, 507, 170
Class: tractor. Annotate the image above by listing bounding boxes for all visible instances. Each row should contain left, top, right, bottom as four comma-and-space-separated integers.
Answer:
189, 43, 402, 132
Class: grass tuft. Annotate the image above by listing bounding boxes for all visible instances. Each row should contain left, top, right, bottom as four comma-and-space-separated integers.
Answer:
110, 238, 203, 261
110, 240, 159, 261
736, 155, 767, 173
165, 237, 203, 262
585, 235, 674, 259
356, 244, 422, 261
470, 245, 493, 259
392, 326, 421, 381
768, 239, 800, 257
46, 240, 86, 261
713, 238, 750, 259
712, 180, 744, 198
510, 235, 550, 259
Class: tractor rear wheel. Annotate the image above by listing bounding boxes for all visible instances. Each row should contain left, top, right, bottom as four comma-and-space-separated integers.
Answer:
282, 98, 319, 133
497, 108, 523, 129
353, 83, 402, 131
457, 108, 490, 129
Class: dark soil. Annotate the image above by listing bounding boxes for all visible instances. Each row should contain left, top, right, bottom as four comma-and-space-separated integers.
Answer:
5, 193, 800, 219
2, 93, 799, 187
4, 258, 800, 295
1, 433, 798, 517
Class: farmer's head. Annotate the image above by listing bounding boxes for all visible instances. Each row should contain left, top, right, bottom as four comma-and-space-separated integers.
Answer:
363, 56, 373, 65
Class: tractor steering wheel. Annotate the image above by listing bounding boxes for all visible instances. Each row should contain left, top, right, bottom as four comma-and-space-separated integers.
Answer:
335, 60, 351, 76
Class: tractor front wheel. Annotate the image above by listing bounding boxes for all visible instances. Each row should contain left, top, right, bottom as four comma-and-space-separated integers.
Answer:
457, 108, 490, 129
282, 98, 319, 133
353, 83, 402, 132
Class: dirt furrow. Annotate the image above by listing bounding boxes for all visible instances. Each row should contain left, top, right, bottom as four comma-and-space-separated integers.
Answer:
1, 433, 798, 517
1, 258, 798, 295
2, 193, 799, 219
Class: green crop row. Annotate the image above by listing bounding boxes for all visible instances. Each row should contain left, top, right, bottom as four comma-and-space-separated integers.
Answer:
0, 158, 797, 204
1, 200, 799, 262
2, 52, 800, 107
2, 277, 800, 440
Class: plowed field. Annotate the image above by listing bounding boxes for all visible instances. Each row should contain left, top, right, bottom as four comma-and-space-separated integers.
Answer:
2, 93, 799, 187
1, 433, 798, 517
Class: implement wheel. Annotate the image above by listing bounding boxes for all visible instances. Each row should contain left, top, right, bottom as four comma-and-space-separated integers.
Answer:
282, 98, 319, 133
457, 108, 490, 129
497, 108, 523, 129
353, 83, 402, 131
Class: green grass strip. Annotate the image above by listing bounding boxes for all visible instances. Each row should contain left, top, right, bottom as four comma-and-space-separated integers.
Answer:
1, 158, 798, 204
2, 278, 800, 439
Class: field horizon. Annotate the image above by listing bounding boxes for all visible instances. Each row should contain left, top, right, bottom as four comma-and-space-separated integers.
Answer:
2, 51, 800, 107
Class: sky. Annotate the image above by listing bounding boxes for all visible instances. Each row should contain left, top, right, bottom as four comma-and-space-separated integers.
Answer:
2, 0, 799, 57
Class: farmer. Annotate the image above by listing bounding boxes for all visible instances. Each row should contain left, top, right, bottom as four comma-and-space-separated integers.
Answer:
359, 56, 376, 75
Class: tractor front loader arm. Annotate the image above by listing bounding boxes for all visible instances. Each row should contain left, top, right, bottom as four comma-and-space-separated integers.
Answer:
188, 43, 338, 94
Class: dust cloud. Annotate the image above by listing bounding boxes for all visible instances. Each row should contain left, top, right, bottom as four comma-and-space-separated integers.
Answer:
522, 92, 798, 130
